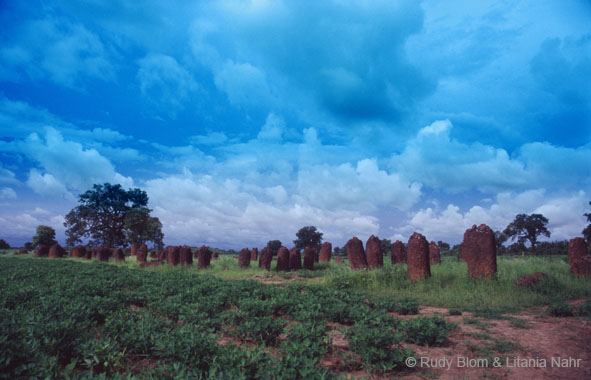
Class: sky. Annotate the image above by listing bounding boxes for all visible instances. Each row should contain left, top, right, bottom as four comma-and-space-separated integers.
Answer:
0, 0, 589, 249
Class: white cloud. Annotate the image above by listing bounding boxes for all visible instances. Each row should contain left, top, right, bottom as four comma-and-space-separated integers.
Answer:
396, 189, 588, 244
257, 113, 284, 141
0, 164, 18, 185
0, 187, 17, 200
0, 207, 66, 245
390, 119, 591, 193
26, 169, 75, 201
137, 54, 199, 118
0, 17, 114, 87
297, 159, 421, 212
214, 60, 276, 107
145, 171, 379, 248
1, 127, 133, 195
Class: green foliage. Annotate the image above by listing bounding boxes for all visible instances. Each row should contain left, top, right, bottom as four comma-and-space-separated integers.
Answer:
266, 239, 282, 256
583, 200, 591, 243
402, 316, 456, 346
124, 208, 164, 249
448, 308, 462, 316
63, 183, 163, 248
380, 238, 391, 255
0, 239, 9, 249
395, 297, 419, 315
576, 299, 591, 318
503, 213, 551, 255
32, 225, 56, 248
547, 303, 574, 317
293, 225, 323, 251
494, 231, 507, 254
344, 320, 412, 372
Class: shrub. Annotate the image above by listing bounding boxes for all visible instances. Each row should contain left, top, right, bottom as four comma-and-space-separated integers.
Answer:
395, 297, 419, 315
235, 316, 284, 346
403, 316, 456, 346
576, 299, 591, 318
344, 324, 412, 372
448, 308, 462, 316
547, 303, 574, 317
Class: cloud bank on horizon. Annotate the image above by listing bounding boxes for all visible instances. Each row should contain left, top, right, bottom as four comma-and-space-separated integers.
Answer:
0, 0, 589, 248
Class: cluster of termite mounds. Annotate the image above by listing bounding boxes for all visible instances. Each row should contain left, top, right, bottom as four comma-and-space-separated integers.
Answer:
344, 225, 498, 282
25, 225, 591, 281
236, 245, 318, 272
34, 240, 220, 270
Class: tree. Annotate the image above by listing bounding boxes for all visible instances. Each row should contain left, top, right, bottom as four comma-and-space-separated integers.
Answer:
23, 242, 33, 251
436, 241, 450, 252
124, 208, 164, 249
293, 226, 323, 251
32, 225, 56, 248
380, 238, 391, 256
0, 239, 10, 249
64, 183, 163, 248
503, 214, 550, 255
267, 240, 282, 256
494, 231, 508, 254
583, 200, 591, 244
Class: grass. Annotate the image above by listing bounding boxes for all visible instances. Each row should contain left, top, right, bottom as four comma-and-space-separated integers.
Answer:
321, 256, 591, 312
2, 250, 589, 313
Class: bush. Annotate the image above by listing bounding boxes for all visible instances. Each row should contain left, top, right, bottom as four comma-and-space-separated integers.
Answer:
395, 297, 419, 315
547, 303, 574, 317
448, 308, 462, 316
403, 316, 456, 346
575, 299, 591, 318
344, 324, 412, 372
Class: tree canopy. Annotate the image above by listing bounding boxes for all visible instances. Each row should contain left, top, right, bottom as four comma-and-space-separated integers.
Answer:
64, 183, 164, 248
266, 240, 282, 256
0, 239, 10, 249
293, 226, 323, 251
583, 200, 591, 244
503, 213, 550, 255
32, 225, 56, 248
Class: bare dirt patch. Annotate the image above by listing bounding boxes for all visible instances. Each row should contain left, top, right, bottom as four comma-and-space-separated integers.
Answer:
397, 302, 591, 380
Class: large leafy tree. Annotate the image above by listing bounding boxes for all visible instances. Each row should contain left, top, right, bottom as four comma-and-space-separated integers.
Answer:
293, 226, 323, 251
583, 200, 591, 244
64, 183, 163, 248
266, 240, 282, 256
494, 231, 508, 254
124, 208, 164, 249
32, 225, 57, 248
0, 239, 10, 249
503, 213, 550, 255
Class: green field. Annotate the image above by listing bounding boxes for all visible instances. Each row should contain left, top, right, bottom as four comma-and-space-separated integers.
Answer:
1, 252, 589, 379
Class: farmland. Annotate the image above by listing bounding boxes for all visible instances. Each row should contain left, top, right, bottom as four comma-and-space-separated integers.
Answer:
1, 253, 590, 379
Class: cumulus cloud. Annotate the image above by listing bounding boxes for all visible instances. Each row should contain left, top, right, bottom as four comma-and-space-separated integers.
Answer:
395, 190, 589, 244
137, 54, 199, 118
390, 120, 591, 193
2, 127, 133, 194
0, 16, 113, 87
0, 208, 66, 245
26, 169, 74, 201
297, 159, 421, 212
214, 60, 276, 107
191, 0, 434, 123
145, 171, 380, 248
0, 187, 17, 200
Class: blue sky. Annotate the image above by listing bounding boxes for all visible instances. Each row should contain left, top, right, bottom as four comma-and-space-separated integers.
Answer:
0, 0, 589, 249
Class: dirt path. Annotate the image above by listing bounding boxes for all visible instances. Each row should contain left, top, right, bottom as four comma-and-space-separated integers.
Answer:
334, 302, 591, 379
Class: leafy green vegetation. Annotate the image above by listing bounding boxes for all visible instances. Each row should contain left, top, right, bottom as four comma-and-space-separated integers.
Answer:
0, 257, 431, 379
